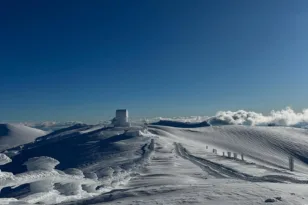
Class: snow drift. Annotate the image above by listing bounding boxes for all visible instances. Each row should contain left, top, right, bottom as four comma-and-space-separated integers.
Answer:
0, 124, 154, 203
149, 125, 308, 173
1, 120, 308, 204
0, 124, 46, 151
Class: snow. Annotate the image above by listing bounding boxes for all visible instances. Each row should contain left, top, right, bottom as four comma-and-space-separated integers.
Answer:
0, 154, 12, 166
150, 125, 308, 173
1, 123, 308, 204
23, 156, 60, 171
0, 124, 46, 151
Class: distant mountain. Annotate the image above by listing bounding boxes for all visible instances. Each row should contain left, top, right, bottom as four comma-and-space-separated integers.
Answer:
151, 120, 210, 128
0, 124, 46, 151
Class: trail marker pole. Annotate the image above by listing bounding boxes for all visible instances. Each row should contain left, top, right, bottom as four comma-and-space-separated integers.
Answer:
289, 156, 294, 171
227, 152, 231, 158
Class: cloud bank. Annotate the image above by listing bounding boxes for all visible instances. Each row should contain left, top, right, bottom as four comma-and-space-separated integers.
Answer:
150, 107, 308, 129
22, 107, 308, 130
208, 107, 308, 128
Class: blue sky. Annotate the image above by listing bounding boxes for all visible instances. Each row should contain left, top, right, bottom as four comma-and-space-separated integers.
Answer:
1, 0, 308, 123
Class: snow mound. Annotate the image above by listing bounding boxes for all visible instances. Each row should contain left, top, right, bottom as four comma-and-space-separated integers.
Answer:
64, 168, 84, 177
0, 124, 154, 203
0, 124, 46, 151
23, 156, 59, 171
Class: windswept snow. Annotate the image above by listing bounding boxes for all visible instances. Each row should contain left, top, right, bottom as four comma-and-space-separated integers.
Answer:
1, 122, 308, 204
67, 124, 308, 205
0, 124, 155, 204
0, 124, 46, 151
150, 125, 308, 173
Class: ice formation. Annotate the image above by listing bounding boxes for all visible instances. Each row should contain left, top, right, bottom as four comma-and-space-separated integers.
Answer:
0, 153, 12, 166
82, 172, 99, 193
23, 156, 60, 171
55, 168, 85, 195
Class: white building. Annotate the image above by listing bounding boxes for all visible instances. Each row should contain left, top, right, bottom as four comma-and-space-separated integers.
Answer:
113, 109, 130, 127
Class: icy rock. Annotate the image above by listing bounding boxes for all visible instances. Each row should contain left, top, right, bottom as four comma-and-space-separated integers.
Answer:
0, 172, 15, 185
56, 168, 84, 195
274, 196, 282, 201
4, 150, 20, 158
23, 156, 59, 171
64, 168, 84, 177
82, 172, 98, 193
106, 167, 115, 176
28, 181, 54, 193
0, 198, 21, 205
23, 157, 59, 193
0, 153, 12, 166
9, 202, 30, 205
265, 198, 276, 203
84, 172, 98, 180
55, 182, 82, 196
100, 167, 114, 178
55, 170, 66, 175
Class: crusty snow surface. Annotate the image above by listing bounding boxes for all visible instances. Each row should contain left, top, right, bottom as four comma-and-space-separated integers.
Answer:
1, 124, 308, 204
0, 124, 46, 151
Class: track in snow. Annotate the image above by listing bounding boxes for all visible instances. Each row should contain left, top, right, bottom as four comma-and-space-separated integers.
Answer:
175, 143, 308, 184
174, 142, 226, 178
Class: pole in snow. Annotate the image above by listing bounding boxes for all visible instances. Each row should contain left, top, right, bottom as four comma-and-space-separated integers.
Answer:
227, 152, 231, 158
289, 156, 294, 171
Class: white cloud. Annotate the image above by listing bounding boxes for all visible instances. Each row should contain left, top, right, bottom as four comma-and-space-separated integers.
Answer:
209, 107, 308, 128
147, 107, 308, 129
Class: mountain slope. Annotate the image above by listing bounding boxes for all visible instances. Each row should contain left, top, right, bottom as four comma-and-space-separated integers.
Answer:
2, 124, 308, 204
149, 125, 308, 174
0, 124, 46, 151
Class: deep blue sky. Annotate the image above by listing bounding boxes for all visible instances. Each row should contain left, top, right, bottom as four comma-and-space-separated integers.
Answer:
1, 0, 308, 123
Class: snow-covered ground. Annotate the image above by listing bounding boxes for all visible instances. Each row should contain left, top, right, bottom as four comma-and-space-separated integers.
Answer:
0, 124, 46, 152
1, 122, 308, 204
